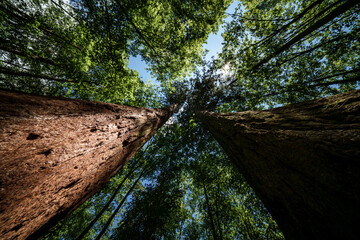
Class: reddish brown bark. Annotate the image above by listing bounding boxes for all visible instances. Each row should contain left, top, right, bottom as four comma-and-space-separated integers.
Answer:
0, 89, 175, 240
197, 90, 360, 240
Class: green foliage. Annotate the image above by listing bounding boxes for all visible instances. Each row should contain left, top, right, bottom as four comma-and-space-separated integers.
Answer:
122, 0, 233, 84
3, 0, 359, 239
219, 0, 360, 106
1, 0, 229, 103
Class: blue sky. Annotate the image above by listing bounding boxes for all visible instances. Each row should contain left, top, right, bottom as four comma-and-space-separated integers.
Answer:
128, 1, 239, 86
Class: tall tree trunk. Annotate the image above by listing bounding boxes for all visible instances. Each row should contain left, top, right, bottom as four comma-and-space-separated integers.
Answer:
197, 90, 360, 240
0, 89, 175, 240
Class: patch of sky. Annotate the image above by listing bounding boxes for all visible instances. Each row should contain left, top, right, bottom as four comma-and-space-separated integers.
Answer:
128, 55, 154, 84
203, 1, 239, 61
128, 1, 240, 87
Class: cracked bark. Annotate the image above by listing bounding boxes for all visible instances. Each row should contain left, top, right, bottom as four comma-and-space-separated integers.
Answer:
0, 89, 176, 240
197, 90, 360, 240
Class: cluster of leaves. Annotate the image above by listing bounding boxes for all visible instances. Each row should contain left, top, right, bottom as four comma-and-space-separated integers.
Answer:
0, 0, 230, 103
218, 0, 360, 107
165, 0, 360, 119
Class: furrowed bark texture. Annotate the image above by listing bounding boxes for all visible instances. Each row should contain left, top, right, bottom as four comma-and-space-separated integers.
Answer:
197, 90, 360, 240
0, 89, 175, 240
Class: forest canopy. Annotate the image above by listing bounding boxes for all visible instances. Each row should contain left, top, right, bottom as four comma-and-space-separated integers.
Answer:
0, 0, 359, 239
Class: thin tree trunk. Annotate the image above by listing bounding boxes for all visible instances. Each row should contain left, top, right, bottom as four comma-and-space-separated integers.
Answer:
261, 71, 360, 98
251, 0, 358, 72
0, 89, 175, 240
279, 32, 355, 65
178, 220, 184, 240
311, 76, 360, 87
197, 90, 360, 240
1, 1, 82, 51
94, 167, 147, 240
0, 66, 82, 83
214, 193, 223, 240
203, 184, 218, 240
240, 206, 256, 240
243, 0, 326, 52
114, 0, 159, 57
75, 156, 145, 240
311, 68, 360, 83
0, 42, 59, 67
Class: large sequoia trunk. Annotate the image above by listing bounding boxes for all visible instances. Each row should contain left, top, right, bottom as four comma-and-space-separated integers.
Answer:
0, 89, 175, 240
197, 90, 360, 240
